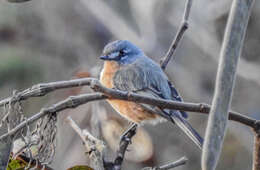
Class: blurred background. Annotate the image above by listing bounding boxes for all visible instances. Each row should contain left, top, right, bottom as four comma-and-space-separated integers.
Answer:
0, 0, 260, 169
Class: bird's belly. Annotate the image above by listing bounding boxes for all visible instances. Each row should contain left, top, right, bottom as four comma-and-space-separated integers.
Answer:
107, 99, 158, 123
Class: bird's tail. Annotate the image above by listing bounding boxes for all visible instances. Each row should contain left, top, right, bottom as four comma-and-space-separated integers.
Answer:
170, 112, 203, 150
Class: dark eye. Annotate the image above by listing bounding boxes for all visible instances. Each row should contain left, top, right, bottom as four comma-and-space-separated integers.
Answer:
119, 50, 125, 56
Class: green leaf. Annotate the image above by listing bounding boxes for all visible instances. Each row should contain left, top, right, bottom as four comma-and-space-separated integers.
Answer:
67, 165, 94, 170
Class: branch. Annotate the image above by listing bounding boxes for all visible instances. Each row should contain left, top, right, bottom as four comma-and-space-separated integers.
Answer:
113, 124, 137, 168
160, 0, 192, 70
66, 116, 105, 170
201, 0, 255, 170
67, 117, 138, 170
142, 156, 188, 170
0, 93, 106, 141
0, 78, 94, 107
0, 78, 258, 142
90, 79, 256, 128
67, 117, 186, 170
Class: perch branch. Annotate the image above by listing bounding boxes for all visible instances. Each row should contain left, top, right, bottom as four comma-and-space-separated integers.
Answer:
160, 0, 192, 70
0, 78, 258, 142
201, 0, 255, 170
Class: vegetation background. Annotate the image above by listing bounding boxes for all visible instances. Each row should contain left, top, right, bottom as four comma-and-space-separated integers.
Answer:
0, 0, 260, 169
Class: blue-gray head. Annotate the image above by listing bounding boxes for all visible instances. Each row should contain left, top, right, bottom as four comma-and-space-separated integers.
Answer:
100, 40, 144, 65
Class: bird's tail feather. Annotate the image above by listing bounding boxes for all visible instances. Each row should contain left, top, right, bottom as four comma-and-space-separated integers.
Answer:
170, 113, 203, 150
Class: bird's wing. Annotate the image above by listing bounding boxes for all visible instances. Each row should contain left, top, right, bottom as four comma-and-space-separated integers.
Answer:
113, 57, 171, 98
168, 81, 188, 118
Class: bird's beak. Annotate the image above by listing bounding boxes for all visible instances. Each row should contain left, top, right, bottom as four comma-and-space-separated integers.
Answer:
100, 55, 108, 60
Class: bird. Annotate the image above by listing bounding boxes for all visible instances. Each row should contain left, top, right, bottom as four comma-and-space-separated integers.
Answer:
99, 40, 203, 149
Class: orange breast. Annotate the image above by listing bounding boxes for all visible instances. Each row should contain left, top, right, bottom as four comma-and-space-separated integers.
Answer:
100, 61, 158, 123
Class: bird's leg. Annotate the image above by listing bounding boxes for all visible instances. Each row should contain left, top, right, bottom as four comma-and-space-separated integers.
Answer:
119, 122, 137, 144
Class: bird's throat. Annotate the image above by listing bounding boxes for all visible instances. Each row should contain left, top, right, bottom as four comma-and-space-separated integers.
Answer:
100, 61, 120, 88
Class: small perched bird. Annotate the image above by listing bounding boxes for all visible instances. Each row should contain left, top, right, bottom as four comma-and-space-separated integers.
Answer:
99, 40, 203, 149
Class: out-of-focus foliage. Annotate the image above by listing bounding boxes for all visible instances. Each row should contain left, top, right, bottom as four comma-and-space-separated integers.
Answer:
7, 159, 26, 170
67, 165, 93, 170
0, 55, 43, 87
0, 0, 259, 169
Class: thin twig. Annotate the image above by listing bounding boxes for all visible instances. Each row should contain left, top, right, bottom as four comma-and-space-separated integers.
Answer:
0, 78, 94, 107
0, 93, 106, 141
160, 0, 192, 70
0, 78, 258, 141
66, 116, 105, 170
201, 0, 255, 170
102, 124, 137, 170
67, 117, 137, 170
114, 124, 137, 168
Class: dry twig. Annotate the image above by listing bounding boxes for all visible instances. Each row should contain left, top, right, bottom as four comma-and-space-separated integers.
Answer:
160, 0, 192, 70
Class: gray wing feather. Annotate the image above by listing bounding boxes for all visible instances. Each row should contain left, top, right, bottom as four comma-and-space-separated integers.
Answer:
113, 57, 171, 99
113, 64, 147, 92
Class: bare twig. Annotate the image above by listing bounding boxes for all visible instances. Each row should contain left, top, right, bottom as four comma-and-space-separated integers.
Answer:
160, 0, 192, 70
0, 93, 106, 141
0, 78, 258, 142
67, 116, 137, 170
0, 78, 94, 107
66, 116, 105, 170
142, 156, 188, 170
102, 124, 137, 170
114, 124, 137, 169
201, 0, 255, 170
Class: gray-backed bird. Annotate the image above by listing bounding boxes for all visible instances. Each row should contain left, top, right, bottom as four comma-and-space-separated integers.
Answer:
99, 40, 203, 149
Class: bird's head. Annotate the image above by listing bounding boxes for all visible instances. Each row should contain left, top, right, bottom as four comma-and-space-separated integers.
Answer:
100, 40, 144, 65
